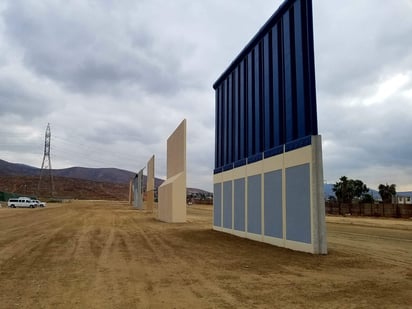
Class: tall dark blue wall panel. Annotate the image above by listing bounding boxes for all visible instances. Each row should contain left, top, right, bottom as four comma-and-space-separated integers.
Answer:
214, 0, 317, 171
263, 33, 272, 151
272, 25, 283, 147
239, 60, 246, 160
233, 68, 240, 162
247, 53, 254, 158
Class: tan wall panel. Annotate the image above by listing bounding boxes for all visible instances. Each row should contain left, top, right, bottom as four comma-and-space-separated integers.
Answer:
167, 119, 186, 177
284, 146, 311, 168
128, 179, 133, 206
158, 119, 187, 223
262, 154, 283, 173
147, 155, 155, 191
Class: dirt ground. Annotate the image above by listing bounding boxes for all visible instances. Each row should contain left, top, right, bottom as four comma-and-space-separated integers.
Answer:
0, 201, 411, 309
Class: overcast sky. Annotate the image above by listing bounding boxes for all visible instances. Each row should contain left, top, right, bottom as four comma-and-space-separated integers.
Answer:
1, 0, 412, 192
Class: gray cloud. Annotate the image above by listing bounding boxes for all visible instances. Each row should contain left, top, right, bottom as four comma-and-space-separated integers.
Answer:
314, 0, 412, 97
0, 78, 51, 119
2, 0, 195, 96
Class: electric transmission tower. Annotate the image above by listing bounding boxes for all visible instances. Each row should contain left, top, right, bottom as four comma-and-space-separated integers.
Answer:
38, 123, 55, 197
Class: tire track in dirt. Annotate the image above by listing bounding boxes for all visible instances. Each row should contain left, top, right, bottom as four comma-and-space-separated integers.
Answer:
328, 225, 412, 268
0, 207, 81, 264
0, 208, 90, 308
135, 224, 245, 308
0, 206, 69, 233
87, 210, 151, 308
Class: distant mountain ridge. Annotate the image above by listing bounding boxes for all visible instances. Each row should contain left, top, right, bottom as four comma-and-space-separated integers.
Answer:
0, 159, 162, 186
0, 159, 211, 195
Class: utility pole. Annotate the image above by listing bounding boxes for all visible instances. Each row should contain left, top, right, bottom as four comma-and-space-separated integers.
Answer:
38, 123, 55, 198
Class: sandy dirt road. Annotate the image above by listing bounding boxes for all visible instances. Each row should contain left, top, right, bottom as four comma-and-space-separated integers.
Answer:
0, 201, 411, 308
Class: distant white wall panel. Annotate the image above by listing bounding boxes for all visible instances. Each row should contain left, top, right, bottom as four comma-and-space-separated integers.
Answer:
147, 155, 155, 212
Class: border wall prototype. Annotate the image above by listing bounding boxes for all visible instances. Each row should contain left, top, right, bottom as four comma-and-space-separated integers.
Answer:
158, 119, 187, 223
133, 169, 144, 209
213, 0, 326, 254
146, 155, 155, 212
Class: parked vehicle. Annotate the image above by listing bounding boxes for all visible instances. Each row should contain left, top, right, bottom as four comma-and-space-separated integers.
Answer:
33, 200, 46, 207
7, 197, 37, 208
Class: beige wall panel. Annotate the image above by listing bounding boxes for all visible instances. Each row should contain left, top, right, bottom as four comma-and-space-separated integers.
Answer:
222, 170, 235, 182
214, 173, 223, 184
167, 119, 186, 178
246, 160, 263, 176
158, 172, 186, 222
262, 154, 283, 173
128, 179, 133, 206
147, 155, 155, 191
232, 165, 247, 179
158, 119, 187, 223
284, 146, 311, 168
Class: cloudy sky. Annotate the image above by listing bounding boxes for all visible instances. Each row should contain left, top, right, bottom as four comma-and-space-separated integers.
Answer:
1, 0, 411, 192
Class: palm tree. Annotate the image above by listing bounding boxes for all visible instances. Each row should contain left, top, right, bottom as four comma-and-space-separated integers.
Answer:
378, 183, 396, 203
333, 176, 369, 203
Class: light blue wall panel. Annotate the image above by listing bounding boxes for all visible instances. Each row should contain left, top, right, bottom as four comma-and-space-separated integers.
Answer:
223, 181, 233, 229
213, 183, 222, 227
247, 175, 262, 234
286, 164, 311, 243
264, 170, 283, 238
234, 178, 246, 231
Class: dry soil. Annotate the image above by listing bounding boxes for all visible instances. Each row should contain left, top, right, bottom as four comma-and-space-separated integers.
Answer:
0, 201, 411, 308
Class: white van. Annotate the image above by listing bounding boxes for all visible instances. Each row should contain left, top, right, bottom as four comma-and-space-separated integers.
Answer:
7, 197, 36, 208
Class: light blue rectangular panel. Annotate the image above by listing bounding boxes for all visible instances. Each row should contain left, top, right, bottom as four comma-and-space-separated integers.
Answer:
214, 183, 222, 227
223, 181, 233, 229
247, 175, 262, 234
264, 170, 283, 238
234, 178, 245, 231
286, 163, 311, 243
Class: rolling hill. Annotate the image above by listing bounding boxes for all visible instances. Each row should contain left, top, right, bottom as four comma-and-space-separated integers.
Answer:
0, 159, 161, 185
0, 159, 211, 200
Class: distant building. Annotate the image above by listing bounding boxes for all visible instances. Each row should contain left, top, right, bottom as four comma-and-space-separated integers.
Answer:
397, 195, 412, 204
